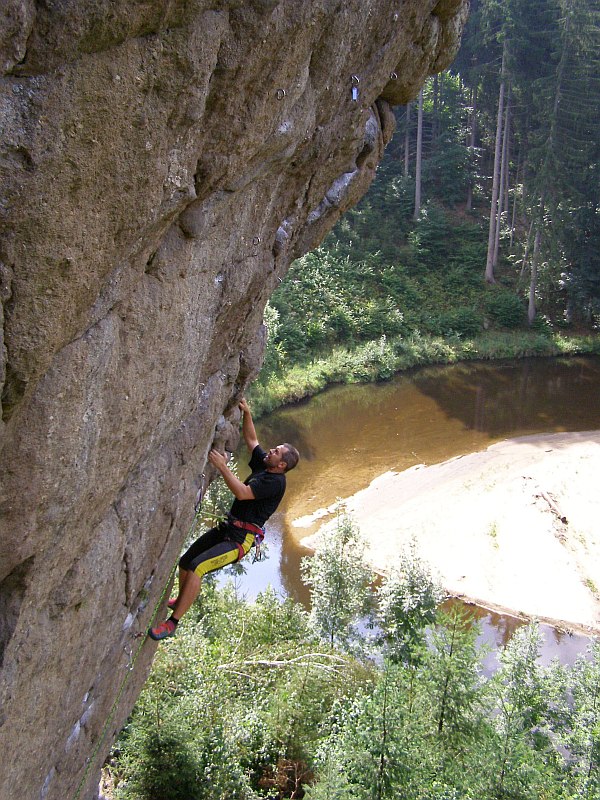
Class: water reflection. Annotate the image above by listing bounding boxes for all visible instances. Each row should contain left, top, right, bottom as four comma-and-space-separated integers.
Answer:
414, 357, 600, 437
233, 356, 600, 664
257, 357, 600, 532
440, 599, 593, 670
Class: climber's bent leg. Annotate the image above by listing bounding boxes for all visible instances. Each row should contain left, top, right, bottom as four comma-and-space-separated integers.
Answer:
168, 565, 193, 608
179, 526, 253, 577
172, 528, 254, 617
169, 569, 201, 620
149, 527, 253, 641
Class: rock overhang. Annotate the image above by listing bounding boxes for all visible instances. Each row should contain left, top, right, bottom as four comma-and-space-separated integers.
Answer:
0, 2, 470, 798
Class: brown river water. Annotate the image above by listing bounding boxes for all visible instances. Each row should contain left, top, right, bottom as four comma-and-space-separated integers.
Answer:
228, 355, 600, 667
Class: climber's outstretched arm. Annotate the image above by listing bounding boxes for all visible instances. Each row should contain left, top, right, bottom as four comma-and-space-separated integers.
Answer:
239, 397, 259, 452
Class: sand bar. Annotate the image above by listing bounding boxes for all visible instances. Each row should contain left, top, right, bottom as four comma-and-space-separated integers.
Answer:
297, 431, 600, 634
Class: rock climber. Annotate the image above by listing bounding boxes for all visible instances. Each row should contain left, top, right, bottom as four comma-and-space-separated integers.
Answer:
148, 397, 299, 640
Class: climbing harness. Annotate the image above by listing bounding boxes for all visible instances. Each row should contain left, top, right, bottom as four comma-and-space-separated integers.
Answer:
227, 514, 266, 562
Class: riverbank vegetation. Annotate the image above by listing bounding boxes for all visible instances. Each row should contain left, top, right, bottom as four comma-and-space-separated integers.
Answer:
108, 514, 600, 799
250, 0, 600, 417
251, 327, 600, 418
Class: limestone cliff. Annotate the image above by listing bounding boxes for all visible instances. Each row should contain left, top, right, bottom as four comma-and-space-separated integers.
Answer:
0, 2, 469, 798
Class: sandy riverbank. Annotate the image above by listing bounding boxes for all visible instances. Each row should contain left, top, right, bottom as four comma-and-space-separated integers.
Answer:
295, 431, 600, 635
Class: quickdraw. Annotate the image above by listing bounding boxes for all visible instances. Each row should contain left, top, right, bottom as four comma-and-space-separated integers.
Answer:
194, 472, 206, 513
252, 528, 266, 563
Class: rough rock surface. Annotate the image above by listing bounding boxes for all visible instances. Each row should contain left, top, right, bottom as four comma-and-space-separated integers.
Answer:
0, 2, 469, 798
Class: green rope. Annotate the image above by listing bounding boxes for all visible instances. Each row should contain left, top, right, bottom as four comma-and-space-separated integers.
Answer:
71, 515, 199, 800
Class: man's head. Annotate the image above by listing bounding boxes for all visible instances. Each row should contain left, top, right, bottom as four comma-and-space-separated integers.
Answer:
264, 443, 300, 473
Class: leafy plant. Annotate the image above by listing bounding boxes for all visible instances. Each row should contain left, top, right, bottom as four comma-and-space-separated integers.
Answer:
484, 288, 527, 328
375, 544, 445, 664
301, 510, 373, 650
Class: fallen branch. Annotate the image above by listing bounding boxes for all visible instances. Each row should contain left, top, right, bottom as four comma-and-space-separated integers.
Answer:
524, 476, 568, 524
538, 488, 568, 524
217, 652, 350, 673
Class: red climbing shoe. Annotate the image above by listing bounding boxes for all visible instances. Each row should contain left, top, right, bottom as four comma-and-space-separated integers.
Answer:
148, 619, 177, 641
167, 598, 177, 609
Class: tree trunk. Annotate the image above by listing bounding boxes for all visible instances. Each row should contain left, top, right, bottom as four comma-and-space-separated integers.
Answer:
466, 86, 477, 212
432, 73, 439, 141
519, 218, 535, 282
526, 6, 569, 319
528, 223, 542, 325
504, 98, 511, 220
404, 102, 411, 177
485, 46, 506, 284
414, 88, 424, 220
493, 91, 510, 268
510, 149, 520, 250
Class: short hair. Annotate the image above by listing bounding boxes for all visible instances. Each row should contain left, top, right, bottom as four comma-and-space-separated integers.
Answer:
281, 443, 300, 472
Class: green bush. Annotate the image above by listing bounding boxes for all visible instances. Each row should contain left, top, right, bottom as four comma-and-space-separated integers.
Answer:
437, 307, 483, 338
117, 719, 201, 800
422, 139, 471, 206
409, 203, 454, 271
484, 289, 527, 328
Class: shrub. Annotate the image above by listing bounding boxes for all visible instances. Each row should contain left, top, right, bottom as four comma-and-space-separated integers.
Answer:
484, 289, 527, 329
375, 544, 445, 664
301, 511, 373, 649
437, 307, 483, 338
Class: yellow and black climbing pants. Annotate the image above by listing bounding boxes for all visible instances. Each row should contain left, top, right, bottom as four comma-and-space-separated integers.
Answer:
179, 522, 254, 578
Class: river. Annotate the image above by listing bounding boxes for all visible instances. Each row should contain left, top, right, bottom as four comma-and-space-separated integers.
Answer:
227, 355, 600, 666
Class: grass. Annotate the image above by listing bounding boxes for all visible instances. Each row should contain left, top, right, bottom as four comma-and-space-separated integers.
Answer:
249, 330, 600, 419
487, 522, 499, 549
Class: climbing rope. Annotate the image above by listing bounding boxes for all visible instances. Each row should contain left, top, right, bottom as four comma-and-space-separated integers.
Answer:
70, 512, 200, 800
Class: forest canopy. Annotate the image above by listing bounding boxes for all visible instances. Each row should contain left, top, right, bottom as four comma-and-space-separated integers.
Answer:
258, 0, 600, 399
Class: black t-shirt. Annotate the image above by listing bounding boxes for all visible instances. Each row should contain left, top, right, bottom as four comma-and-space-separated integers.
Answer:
229, 445, 286, 527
